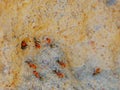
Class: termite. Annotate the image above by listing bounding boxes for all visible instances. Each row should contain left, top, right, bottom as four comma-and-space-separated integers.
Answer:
34, 38, 41, 49
56, 60, 66, 68
46, 38, 51, 44
53, 70, 64, 78
21, 40, 27, 49
33, 71, 42, 80
93, 67, 101, 76
25, 61, 37, 69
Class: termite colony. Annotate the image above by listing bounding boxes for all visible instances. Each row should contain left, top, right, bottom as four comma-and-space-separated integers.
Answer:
20, 36, 82, 90
19, 36, 72, 89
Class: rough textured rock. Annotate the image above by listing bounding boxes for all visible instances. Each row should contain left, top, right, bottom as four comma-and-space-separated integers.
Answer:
0, 0, 120, 90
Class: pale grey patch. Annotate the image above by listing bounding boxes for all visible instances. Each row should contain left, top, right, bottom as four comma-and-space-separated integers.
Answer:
106, 0, 117, 6
73, 59, 120, 90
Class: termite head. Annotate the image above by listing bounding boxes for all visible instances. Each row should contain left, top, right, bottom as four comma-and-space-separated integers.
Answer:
52, 68, 60, 73
21, 40, 28, 50
25, 60, 31, 64
53, 69, 57, 73
33, 37, 37, 41
49, 43, 58, 48
56, 59, 60, 63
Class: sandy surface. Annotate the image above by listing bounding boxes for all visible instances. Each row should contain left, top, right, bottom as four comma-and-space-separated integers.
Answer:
0, 0, 120, 90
